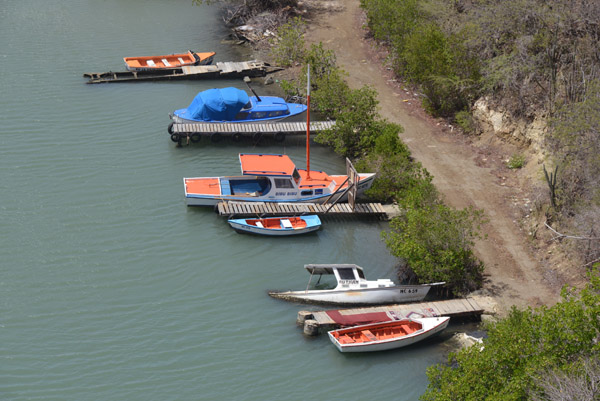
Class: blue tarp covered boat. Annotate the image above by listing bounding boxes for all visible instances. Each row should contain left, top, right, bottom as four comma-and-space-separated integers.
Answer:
171, 87, 307, 124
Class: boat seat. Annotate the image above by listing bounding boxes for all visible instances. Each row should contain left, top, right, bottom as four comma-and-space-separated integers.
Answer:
162, 58, 171, 67
361, 330, 378, 342
281, 219, 293, 229
255, 221, 264, 228
338, 335, 354, 344
178, 57, 185, 64
146, 60, 156, 67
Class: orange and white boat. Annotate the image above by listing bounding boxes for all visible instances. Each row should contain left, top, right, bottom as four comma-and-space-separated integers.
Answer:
183, 153, 375, 206
123, 51, 215, 71
328, 316, 450, 353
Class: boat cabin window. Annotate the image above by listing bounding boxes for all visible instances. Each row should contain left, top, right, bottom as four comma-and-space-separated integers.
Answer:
274, 178, 294, 189
268, 110, 289, 118
337, 268, 356, 281
234, 112, 249, 120
301, 190, 313, 196
250, 112, 267, 119
292, 169, 300, 185
356, 269, 365, 279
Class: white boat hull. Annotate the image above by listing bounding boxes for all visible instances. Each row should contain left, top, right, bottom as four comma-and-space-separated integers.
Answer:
329, 317, 450, 353
269, 285, 431, 305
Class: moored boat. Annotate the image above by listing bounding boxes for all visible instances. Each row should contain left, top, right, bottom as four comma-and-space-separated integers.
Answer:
183, 153, 375, 206
124, 50, 215, 71
228, 215, 321, 236
268, 264, 443, 305
328, 316, 450, 353
170, 87, 307, 124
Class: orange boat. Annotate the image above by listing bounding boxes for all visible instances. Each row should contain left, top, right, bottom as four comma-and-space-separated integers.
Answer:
123, 51, 215, 71
328, 316, 450, 353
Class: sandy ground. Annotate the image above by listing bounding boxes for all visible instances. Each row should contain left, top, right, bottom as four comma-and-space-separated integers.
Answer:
300, 1, 564, 315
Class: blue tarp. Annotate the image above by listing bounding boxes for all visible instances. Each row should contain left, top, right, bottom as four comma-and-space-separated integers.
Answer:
186, 87, 250, 121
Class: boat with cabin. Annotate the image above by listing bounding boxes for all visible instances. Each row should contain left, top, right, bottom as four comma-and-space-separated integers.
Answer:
328, 316, 450, 352
183, 153, 375, 206
268, 264, 443, 305
228, 215, 321, 236
123, 50, 215, 71
170, 87, 307, 124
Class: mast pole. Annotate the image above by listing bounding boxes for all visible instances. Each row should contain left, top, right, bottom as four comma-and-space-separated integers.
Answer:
306, 64, 311, 179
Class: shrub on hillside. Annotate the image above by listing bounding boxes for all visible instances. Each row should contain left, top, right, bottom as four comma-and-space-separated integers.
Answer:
422, 271, 600, 400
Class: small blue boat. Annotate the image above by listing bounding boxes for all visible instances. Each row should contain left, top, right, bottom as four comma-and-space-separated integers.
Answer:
170, 87, 307, 124
228, 215, 321, 236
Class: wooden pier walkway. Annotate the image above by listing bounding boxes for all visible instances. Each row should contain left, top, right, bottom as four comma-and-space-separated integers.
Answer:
216, 201, 387, 218
169, 120, 335, 144
84, 60, 281, 84
297, 296, 491, 335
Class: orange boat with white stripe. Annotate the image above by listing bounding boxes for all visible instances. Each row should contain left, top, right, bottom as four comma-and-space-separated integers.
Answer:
183, 153, 376, 206
123, 51, 215, 71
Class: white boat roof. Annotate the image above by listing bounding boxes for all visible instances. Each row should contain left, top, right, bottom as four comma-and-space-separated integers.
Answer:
304, 264, 364, 275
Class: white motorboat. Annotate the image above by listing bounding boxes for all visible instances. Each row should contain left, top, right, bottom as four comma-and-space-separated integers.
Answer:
268, 264, 444, 305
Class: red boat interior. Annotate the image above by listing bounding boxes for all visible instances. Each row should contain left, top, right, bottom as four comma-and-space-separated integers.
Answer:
333, 320, 423, 344
246, 217, 307, 229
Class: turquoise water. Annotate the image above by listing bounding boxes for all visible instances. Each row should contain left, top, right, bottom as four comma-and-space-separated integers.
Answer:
0, 1, 456, 399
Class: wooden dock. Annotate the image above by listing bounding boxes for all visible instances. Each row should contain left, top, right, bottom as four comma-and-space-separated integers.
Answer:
216, 201, 387, 218
297, 297, 491, 335
83, 60, 282, 84
169, 120, 336, 144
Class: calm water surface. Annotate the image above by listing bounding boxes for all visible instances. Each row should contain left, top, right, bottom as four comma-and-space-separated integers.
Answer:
1, 1, 458, 399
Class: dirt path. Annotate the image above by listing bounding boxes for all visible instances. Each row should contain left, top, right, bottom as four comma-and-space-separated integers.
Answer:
303, 1, 561, 314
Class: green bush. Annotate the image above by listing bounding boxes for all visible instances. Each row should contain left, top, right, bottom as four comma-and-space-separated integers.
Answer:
454, 110, 476, 134
270, 17, 305, 67
507, 153, 525, 169
383, 205, 486, 295
422, 271, 600, 400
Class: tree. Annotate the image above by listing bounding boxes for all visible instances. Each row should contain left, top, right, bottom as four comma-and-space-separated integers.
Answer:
383, 205, 485, 295
422, 271, 600, 400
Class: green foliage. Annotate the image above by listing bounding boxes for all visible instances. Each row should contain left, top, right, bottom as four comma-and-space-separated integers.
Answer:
360, 0, 423, 55
355, 132, 440, 205
383, 205, 486, 295
549, 80, 600, 214
507, 154, 525, 169
422, 270, 600, 400
297, 45, 389, 158
269, 17, 306, 67
361, 0, 481, 117
454, 110, 475, 134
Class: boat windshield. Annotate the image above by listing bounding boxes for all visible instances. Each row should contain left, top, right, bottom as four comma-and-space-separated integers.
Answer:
292, 168, 300, 185
357, 269, 365, 279
337, 268, 356, 281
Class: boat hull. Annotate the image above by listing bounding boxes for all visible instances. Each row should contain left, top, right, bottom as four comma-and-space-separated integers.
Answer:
268, 284, 431, 305
184, 174, 376, 206
228, 216, 321, 236
328, 317, 450, 353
